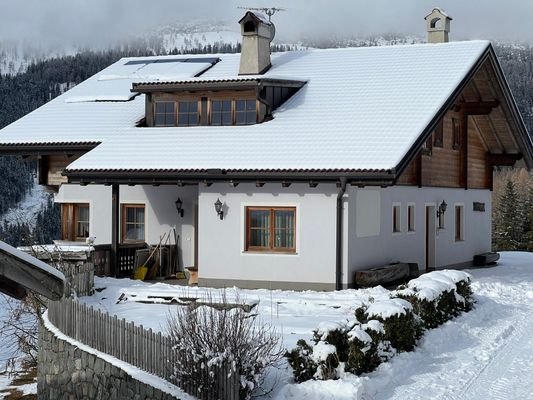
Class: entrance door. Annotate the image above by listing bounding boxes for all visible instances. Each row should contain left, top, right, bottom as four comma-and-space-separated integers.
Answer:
425, 205, 436, 272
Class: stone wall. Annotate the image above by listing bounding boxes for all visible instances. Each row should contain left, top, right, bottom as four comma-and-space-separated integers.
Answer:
38, 322, 178, 400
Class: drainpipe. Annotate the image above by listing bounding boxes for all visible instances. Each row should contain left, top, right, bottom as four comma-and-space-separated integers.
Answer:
336, 177, 347, 290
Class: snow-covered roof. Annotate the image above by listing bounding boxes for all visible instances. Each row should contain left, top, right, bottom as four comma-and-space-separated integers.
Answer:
0, 41, 491, 172
0, 55, 220, 145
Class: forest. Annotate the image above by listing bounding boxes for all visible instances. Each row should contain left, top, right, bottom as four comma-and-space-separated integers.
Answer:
0, 41, 531, 248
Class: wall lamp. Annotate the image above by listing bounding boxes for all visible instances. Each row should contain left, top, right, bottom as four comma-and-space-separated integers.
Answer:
436, 200, 447, 219
214, 198, 224, 220
175, 197, 184, 218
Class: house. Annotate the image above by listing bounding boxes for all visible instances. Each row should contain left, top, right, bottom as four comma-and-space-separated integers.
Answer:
0, 8, 531, 290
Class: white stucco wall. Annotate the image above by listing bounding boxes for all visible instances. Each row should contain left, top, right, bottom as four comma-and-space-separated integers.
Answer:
54, 182, 492, 289
346, 186, 492, 284
197, 183, 338, 287
54, 184, 198, 268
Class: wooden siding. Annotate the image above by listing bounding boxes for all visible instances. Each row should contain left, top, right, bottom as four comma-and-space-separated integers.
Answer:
396, 56, 525, 190
39, 154, 81, 188
398, 111, 491, 189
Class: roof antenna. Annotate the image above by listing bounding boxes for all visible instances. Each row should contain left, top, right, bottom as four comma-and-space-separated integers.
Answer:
237, 6, 286, 22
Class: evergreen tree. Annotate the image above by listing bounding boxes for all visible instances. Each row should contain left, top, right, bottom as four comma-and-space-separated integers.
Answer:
493, 180, 523, 251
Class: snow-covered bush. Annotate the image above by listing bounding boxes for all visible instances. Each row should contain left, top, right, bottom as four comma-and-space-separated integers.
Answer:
166, 290, 283, 400
392, 270, 474, 329
285, 339, 318, 383
345, 322, 385, 375
286, 270, 475, 384
358, 298, 422, 352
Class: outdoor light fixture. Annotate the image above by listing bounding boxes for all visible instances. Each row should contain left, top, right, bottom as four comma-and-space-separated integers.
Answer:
175, 197, 184, 218
214, 198, 224, 220
437, 200, 448, 219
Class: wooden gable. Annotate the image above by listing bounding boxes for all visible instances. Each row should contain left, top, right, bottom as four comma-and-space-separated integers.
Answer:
397, 51, 531, 190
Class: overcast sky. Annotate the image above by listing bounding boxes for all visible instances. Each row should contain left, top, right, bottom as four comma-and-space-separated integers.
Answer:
0, 0, 532, 48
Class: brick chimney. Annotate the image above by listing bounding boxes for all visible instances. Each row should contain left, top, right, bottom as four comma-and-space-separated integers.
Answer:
238, 11, 275, 75
425, 8, 452, 43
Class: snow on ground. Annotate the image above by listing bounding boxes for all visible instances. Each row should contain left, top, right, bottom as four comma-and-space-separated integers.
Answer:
75, 252, 533, 399
0, 295, 37, 398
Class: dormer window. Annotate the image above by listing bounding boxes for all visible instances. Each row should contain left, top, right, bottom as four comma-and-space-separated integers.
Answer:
178, 101, 199, 126
211, 100, 232, 125
154, 102, 176, 127
236, 99, 257, 125
135, 77, 306, 128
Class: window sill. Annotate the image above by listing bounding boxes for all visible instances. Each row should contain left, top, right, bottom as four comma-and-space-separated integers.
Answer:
407, 230, 416, 235
392, 231, 402, 236
241, 251, 299, 256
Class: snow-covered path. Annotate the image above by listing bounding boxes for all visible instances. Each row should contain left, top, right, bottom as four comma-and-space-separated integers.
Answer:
370, 252, 533, 400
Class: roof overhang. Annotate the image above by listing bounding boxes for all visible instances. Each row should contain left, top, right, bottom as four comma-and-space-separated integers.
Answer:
131, 77, 306, 94
64, 168, 395, 187
394, 44, 533, 180
0, 142, 98, 156
0, 241, 65, 301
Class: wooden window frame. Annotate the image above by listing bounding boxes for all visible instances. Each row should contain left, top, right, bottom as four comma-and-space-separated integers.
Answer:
454, 204, 464, 242
245, 206, 296, 253
153, 101, 176, 127
392, 204, 401, 233
209, 98, 257, 126
177, 100, 200, 127
407, 203, 415, 232
121, 204, 146, 243
61, 203, 90, 241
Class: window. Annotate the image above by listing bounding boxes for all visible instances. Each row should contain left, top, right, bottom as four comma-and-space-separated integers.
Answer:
433, 120, 443, 147
246, 207, 296, 252
211, 100, 232, 125
61, 203, 89, 241
235, 99, 257, 125
122, 204, 145, 242
178, 101, 199, 126
154, 102, 175, 126
452, 118, 461, 150
392, 204, 401, 233
407, 204, 415, 232
455, 205, 464, 242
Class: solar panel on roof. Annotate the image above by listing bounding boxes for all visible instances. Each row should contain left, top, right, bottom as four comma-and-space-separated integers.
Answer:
125, 57, 220, 66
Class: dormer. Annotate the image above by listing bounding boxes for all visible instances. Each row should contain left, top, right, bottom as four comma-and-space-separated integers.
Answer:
238, 11, 275, 75
131, 77, 306, 128
425, 8, 452, 43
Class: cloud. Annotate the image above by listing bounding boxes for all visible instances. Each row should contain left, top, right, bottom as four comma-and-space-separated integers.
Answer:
0, 0, 531, 49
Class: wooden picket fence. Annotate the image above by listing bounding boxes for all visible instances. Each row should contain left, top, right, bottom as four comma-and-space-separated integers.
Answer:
58, 261, 94, 297
47, 298, 240, 400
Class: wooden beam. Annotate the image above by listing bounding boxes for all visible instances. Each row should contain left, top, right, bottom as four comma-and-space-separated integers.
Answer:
461, 111, 469, 189
111, 184, 120, 278
488, 153, 523, 166
454, 100, 500, 115
417, 152, 422, 188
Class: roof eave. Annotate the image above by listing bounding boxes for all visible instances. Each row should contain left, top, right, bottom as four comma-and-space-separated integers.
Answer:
64, 168, 396, 187
0, 142, 99, 156
131, 78, 306, 93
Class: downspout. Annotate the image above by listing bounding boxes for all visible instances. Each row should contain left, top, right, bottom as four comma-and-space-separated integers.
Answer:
336, 177, 347, 290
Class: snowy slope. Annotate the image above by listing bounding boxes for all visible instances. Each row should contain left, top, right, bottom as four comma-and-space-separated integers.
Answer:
79, 252, 533, 399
